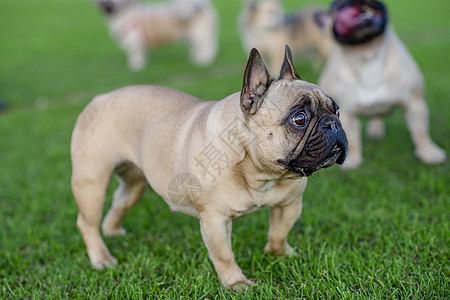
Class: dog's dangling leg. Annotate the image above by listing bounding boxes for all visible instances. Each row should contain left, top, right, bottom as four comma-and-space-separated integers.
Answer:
187, 9, 218, 65
127, 48, 147, 72
102, 162, 146, 236
72, 169, 117, 269
122, 31, 148, 71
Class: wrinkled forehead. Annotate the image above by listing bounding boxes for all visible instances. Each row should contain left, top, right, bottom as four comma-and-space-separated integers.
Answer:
272, 80, 338, 113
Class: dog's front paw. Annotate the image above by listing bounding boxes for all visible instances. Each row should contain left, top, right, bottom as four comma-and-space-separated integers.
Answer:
127, 54, 147, 72
102, 225, 127, 237
264, 242, 298, 257
89, 249, 118, 270
102, 216, 127, 236
228, 279, 256, 291
416, 144, 447, 165
283, 244, 299, 258
218, 267, 253, 290
92, 256, 117, 270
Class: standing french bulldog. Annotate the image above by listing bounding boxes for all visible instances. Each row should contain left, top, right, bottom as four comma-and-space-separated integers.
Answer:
71, 46, 347, 289
94, 0, 218, 71
319, 0, 446, 169
238, 0, 332, 75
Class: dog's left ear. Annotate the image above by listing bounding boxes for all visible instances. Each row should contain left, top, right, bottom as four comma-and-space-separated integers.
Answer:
241, 48, 273, 115
278, 45, 302, 81
313, 11, 331, 33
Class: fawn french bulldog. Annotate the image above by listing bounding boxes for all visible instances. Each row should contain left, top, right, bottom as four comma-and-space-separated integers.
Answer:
71, 46, 347, 289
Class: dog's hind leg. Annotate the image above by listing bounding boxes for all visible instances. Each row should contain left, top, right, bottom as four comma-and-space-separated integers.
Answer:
72, 163, 117, 269
102, 162, 147, 236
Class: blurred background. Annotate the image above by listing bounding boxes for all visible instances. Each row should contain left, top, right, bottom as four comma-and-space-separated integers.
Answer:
1, 0, 448, 108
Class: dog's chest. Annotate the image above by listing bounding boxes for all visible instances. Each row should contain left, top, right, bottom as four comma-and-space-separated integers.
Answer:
229, 179, 304, 218
354, 61, 392, 109
336, 51, 409, 114
347, 47, 389, 92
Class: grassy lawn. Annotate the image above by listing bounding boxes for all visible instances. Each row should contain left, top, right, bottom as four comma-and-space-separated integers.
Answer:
1, 0, 449, 298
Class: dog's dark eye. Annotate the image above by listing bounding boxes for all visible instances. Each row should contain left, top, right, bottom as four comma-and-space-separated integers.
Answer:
292, 112, 308, 128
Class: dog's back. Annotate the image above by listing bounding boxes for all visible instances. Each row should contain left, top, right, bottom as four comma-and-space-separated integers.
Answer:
71, 86, 205, 173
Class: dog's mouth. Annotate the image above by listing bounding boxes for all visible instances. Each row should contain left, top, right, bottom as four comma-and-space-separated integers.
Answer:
335, 6, 364, 35
283, 141, 347, 177
332, 1, 387, 45
278, 112, 348, 177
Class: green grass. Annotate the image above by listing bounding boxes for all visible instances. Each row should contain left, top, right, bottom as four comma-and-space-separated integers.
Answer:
1, 0, 449, 298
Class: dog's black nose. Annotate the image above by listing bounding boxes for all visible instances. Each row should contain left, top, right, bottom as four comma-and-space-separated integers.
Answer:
320, 115, 339, 132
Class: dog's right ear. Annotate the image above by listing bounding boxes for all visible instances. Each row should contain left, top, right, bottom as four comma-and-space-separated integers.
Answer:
279, 45, 301, 81
313, 11, 331, 33
245, 0, 257, 11
241, 48, 273, 116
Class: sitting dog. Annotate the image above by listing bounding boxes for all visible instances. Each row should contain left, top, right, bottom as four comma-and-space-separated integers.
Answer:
319, 0, 446, 169
94, 0, 218, 71
71, 46, 347, 289
238, 0, 332, 75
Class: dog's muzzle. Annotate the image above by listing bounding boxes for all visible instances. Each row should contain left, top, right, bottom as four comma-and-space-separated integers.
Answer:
319, 115, 347, 165
281, 115, 348, 176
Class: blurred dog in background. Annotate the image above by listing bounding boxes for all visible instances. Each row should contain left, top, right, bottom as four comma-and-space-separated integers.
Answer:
238, 0, 332, 75
94, 0, 218, 71
319, 0, 446, 169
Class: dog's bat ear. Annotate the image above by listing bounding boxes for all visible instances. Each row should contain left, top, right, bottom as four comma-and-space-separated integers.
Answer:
313, 10, 331, 32
244, 0, 257, 11
278, 45, 301, 81
241, 48, 273, 116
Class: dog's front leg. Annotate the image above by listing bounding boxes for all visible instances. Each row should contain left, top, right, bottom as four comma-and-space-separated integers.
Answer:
366, 117, 385, 139
264, 197, 303, 257
339, 111, 363, 169
199, 211, 253, 290
404, 93, 446, 164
